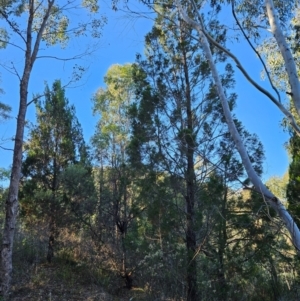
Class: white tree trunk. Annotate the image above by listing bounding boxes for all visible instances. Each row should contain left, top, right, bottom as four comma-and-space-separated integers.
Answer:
265, 0, 300, 116
176, 0, 300, 252
193, 17, 300, 135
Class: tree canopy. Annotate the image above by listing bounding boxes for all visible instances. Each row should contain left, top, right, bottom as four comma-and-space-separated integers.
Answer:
1, 1, 300, 300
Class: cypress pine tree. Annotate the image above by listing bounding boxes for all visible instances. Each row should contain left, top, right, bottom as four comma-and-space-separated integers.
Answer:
128, 3, 235, 299
287, 132, 300, 227
20, 80, 92, 263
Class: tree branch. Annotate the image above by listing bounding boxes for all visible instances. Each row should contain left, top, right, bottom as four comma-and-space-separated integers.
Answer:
176, 0, 300, 252
31, 0, 55, 65
0, 10, 26, 43
265, 0, 300, 117
27, 79, 73, 107
0, 40, 25, 52
231, 0, 281, 103
186, 1, 300, 136
0, 145, 13, 151
36, 52, 90, 61
11, 62, 21, 81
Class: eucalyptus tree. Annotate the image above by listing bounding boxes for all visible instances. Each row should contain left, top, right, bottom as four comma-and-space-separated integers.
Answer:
92, 64, 139, 288
0, 0, 104, 294
93, 64, 134, 164
257, 5, 300, 230
172, 0, 300, 252
267, 172, 289, 202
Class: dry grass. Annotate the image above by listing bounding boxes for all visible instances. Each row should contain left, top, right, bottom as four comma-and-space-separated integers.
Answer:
8, 261, 134, 301
6, 225, 144, 301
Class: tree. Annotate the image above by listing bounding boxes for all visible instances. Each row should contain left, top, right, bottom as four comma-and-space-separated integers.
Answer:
257, 4, 300, 232
0, 0, 103, 295
92, 64, 140, 289
129, 40, 284, 298
266, 172, 289, 202
127, 3, 266, 298
287, 134, 300, 227
20, 80, 91, 264
92, 64, 134, 164
173, 0, 300, 251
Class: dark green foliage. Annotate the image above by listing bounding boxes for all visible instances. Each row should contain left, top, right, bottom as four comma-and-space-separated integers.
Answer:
287, 133, 300, 227
127, 3, 240, 299
19, 80, 94, 262
0, 101, 11, 121
10, 2, 300, 299
123, 2, 296, 299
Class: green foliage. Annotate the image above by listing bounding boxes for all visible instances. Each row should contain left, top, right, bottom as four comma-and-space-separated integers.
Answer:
0, 101, 11, 121
266, 172, 289, 202
60, 164, 97, 227
258, 5, 300, 92
92, 64, 135, 163
0, 168, 9, 226
91, 64, 150, 290
287, 133, 300, 227
259, 5, 300, 229
123, 2, 295, 299
0, 167, 9, 182
0, 0, 105, 49
12, 2, 300, 300
20, 80, 94, 261
126, 4, 228, 299
0, 28, 8, 48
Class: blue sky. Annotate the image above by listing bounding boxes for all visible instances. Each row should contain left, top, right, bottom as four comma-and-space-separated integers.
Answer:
0, 1, 290, 182
231, 39, 290, 179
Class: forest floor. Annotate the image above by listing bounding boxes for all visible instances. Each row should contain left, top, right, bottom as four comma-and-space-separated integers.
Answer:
7, 261, 141, 301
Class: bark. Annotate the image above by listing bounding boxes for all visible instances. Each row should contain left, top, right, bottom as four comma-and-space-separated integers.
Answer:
0, 0, 54, 295
0, 79, 28, 296
181, 31, 198, 300
47, 228, 55, 263
217, 184, 228, 301
173, 0, 300, 135
176, 0, 300, 252
269, 257, 281, 300
196, 17, 300, 136
47, 131, 58, 263
47, 199, 57, 263
265, 0, 300, 117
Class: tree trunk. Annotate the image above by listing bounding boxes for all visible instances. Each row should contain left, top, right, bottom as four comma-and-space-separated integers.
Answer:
265, 0, 300, 116
0, 77, 29, 295
0, 1, 54, 294
217, 184, 228, 301
177, 0, 300, 253
182, 35, 199, 300
47, 215, 56, 263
